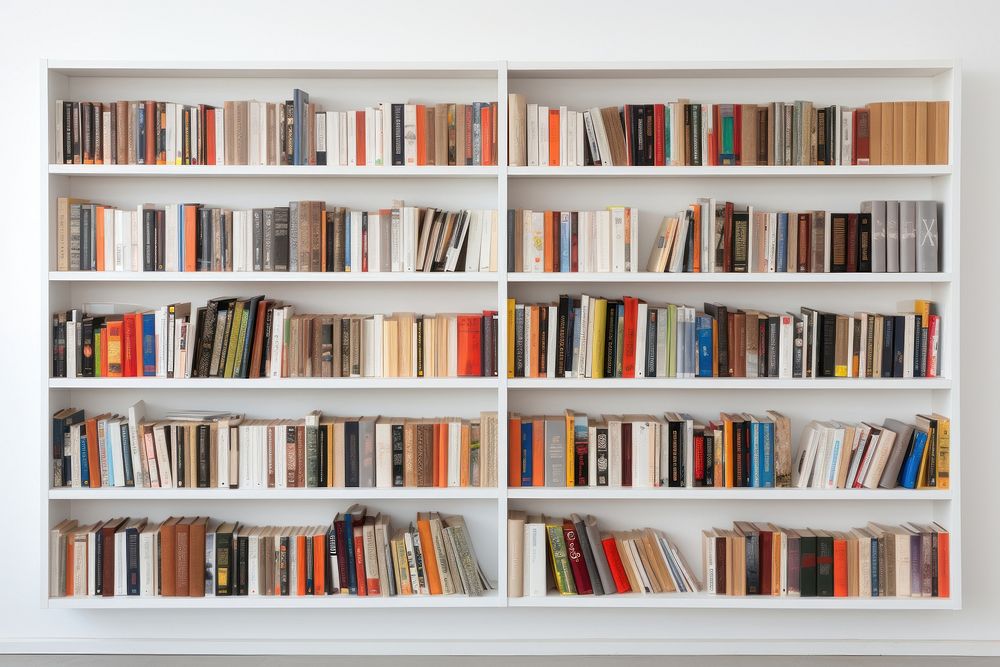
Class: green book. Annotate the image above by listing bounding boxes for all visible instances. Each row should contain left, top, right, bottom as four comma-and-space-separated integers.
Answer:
667, 304, 677, 378
222, 300, 246, 378
94, 330, 102, 377
546, 521, 576, 595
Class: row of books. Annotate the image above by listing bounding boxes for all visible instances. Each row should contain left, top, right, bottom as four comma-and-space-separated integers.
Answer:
508, 410, 949, 490
55, 94, 500, 167
507, 207, 639, 273
507, 512, 698, 597
52, 299, 499, 379
794, 415, 949, 491
506, 296, 941, 380
508, 95, 950, 167
49, 507, 490, 598
56, 198, 498, 273
702, 521, 949, 598
51, 404, 499, 490
645, 199, 940, 274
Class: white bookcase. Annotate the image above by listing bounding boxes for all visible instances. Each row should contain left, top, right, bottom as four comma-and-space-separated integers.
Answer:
41, 59, 960, 610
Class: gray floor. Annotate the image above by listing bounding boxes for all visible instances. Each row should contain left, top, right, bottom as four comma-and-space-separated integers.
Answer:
1, 658, 999, 666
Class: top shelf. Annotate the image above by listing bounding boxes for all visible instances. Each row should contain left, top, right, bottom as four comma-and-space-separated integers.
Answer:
47, 165, 498, 178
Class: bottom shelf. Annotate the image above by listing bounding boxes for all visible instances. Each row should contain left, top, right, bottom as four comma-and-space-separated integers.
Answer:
48, 589, 503, 609
508, 592, 958, 609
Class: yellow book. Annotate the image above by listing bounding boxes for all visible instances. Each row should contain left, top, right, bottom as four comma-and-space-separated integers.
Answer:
545, 521, 576, 594
223, 300, 246, 378
507, 298, 515, 378
591, 298, 607, 379
915, 417, 936, 489
932, 413, 950, 489
564, 410, 575, 487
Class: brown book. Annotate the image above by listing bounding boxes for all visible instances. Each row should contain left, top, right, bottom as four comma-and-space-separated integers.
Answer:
415, 422, 434, 487
189, 517, 208, 597
434, 103, 449, 166
901, 101, 917, 165
100, 517, 127, 596
741, 105, 757, 166
891, 102, 904, 165
600, 106, 629, 166
311, 202, 323, 272
915, 102, 928, 165
880, 102, 895, 165
158, 517, 181, 596
868, 103, 882, 165
934, 101, 949, 165
455, 104, 467, 166
733, 311, 746, 377
764, 104, 774, 166
297, 424, 306, 487
174, 516, 195, 597
115, 101, 129, 165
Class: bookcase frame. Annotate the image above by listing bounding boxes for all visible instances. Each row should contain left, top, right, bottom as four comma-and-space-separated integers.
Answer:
40, 59, 960, 610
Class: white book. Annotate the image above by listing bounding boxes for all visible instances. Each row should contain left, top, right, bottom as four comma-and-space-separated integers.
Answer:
164, 103, 175, 165
767, 212, 778, 273
635, 302, 648, 378
566, 110, 576, 167
375, 421, 392, 488
793, 422, 820, 488
101, 109, 111, 164
448, 421, 461, 486
526, 103, 539, 167
478, 210, 493, 272
525, 523, 547, 596
373, 313, 384, 377
338, 112, 348, 166
538, 106, 549, 166
628, 207, 639, 273
55, 100, 64, 164
269, 307, 286, 378
374, 107, 384, 166
610, 207, 626, 273
559, 106, 568, 166
215, 110, 225, 166
583, 295, 595, 378
463, 210, 483, 273
528, 210, 545, 272
588, 427, 598, 486
589, 106, 613, 167
163, 204, 179, 272
577, 294, 591, 379
326, 112, 340, 168
403, 207, 417, 273
779, 314, 793, 378
403, 104, 417, 166
576, 112, 585, 166
365, 107, 376, 166
596, 210, 612, 273
108, 419, 126, 487
350, 211, 363, 271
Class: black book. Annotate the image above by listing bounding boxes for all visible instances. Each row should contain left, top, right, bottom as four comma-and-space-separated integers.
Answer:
62, 101, 73, 163
391, 424, 405, 487
272, 206, 290, 271
317, 425, 328, 488
915, 314, 925, 378
816, 107, 827, 165
881, 315, 895, 378
732, 211, 749, 272
704, 303, 729, 378
142, 209, 156, 271
537, 306, 548, 377
742, 526, 760, 594
196, 423, 210, 487
259, 304, 274, 377
278, 535, 290, 595
703, 432, 714, 487
79, 205, 92, 271
506, 209, 516, 272
603, 300, 618, 378
482, 313, 493, 378
830, 213, 848, 272
196, 207, 211, 271
555, 295, 570, 377
799, 531, 818, 597
175, 426, 185, 488
252, 208, 264, 271
645, 308, 657, 377
344, 420, 360, 487
742, 420, 752, 487
94, 526, 105, 595
81, 317, 95, 377
155, 209, 166, 271
732, 416, 746, 487
340, 318, 351, 378
816, 532, 834, 596
119, 420, 134, 487
858, 212, 873, 272
237, 534, 249, 596
791, 316, 804, 378
326, 523, 338, 595
126, 523, 141, 595
644, 103, 655, 166
766, 316, 780, 377
52, 315, 67, 379
690, 104, 703, 166
215, 524, 235, 596
391, 104, 405, 165
818, 312, 837, 378
237, 295, 264, 378
668, 420, 682, 487
595, 426, 609, 486
684, 209, 696, 272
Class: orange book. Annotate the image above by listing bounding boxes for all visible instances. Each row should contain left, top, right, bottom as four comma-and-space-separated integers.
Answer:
183, 204, 198, 272
548, 109, 560, 166
353, 523, 367, 595
531, 417, 544, 487
460, 423, 471, 487
65, 535, 74, 596
416, 104, 427, 165
132, 313, 144, 376
99, 327, 109, 377
722, 415, 734, 488
833, 534, 848, 597
438, 422, 448, 488
431, 423, 442, 487
508, 414, 522, 487
481, 105, 492, 166
145, 101, 156, 165
106, 319, 123, 377
355, 110, 366, 166
158, 517, 180, 596
320, 210, 328, 272
691, 204, 701, 272
937, 529, 950, 598
296, 534, 307, 595
416, 515, 443, 594
313, 533, 325, 594
543, 210, 554, 272
95, 206, 106, 271
84, 417, 102, 487
188, 517, 207, 597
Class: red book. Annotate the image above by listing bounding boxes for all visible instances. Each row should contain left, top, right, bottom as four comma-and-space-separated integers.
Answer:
145, 101, 156, 165
355, 110, 366, 166
694, 433, 705, 484
99, 324, 109, 377
758, 527, 773, 595
723, 201, 735, 271
205, 108, 216, 165
334, 519, 349, 593
796, 213, 811, 272
508, 415, 522, 487
562, 520, 593, 594
937, 530, 950, 597
122, 313, 135, 376
653, 104, 666, 166
415, 104, 427, 166
833, 535, 848, 597
548, 109, 559, 166
295, 534, 307, 595
621, 422, 632, 486
927, 315, 940, 377
621, 296, 638, 378
713, 105, 723, 166
353, 523, 367, 596
183, 204, 198, 272
733, 103, 742, 165
481, 105, 492, 166
456, 314, 482, 376
601, 536, 631, 593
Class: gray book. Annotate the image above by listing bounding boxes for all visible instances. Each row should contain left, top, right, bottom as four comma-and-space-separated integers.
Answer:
544, 417, 566, 487
288, 201, 299, 272
886, 201, 900, 272
862, 200, 887, 273
359, 416, 377, 488
582, 514, 615, 594
571, 513, 604, 595
916, 200, 939, 273
899, 200, 917, 273
879, 419, 915, 489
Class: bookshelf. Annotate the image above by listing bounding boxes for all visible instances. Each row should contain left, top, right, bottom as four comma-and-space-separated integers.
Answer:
41, 59, 960, 610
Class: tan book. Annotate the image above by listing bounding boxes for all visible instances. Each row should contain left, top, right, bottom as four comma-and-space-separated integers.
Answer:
880, 102, 895, 164
915, 102, 928, 164
56, 197, 87, 271
901, 101, 917, 165
434, 103, 448, 166
507, 510, 526, 597
891, 102, 904, 164
741, 104, 757, 166
508, 94, 527, 167
868, 103, 882, 165
600, 106, 628, 166
934, 101, 950, 165
455, 104, 467, 166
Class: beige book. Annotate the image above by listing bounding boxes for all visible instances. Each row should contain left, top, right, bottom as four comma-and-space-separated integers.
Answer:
508, 94, 527, 167
902, 101, 917, 165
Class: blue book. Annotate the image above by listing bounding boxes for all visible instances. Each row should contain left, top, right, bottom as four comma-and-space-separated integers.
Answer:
80, 433, 90, 487
559, 214, 571, 272
870, 536, 879, 596
292, 89, 309, 166
137, 105, 146, 164
141, 312, 156, 376
750, 421, 761, 487
776, 212, 788, 272
761, 420, 774, 487
520, 422, 533, 486
900, 430, 928, 488
696, 314, 713, 377
569, 305, 581, 377
343, 511, 357, 594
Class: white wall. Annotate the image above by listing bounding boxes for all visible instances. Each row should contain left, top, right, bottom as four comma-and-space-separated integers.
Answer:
1, 0, 998, 654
